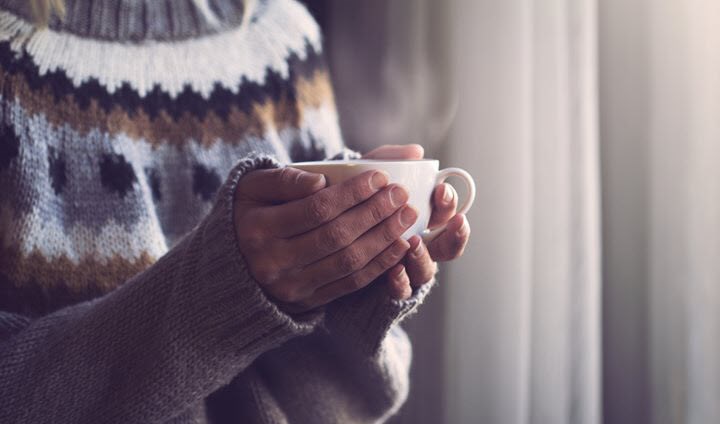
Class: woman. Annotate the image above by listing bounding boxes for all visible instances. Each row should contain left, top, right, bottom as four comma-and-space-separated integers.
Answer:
0, 0, 470, 422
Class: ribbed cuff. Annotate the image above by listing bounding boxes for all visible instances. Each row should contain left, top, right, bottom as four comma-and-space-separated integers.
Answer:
324, 280, 435, 357
0, 0, 246, 42
184, 154, 322, 359
328, 147, 363, 161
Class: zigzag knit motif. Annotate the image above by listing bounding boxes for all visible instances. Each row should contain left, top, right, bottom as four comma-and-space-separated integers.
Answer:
0, 2, 432, 423
0, 0, 344, 317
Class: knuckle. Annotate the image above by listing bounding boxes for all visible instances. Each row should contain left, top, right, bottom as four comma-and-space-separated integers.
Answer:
452, 236, 465, 253
252, 262, 279, 284
303, 272, 324, 290
306, 195, 333, 224
428, 241, 447, 262
388, 267, 405, 284
451, 230, 470, 256
421, 261, 438, 282
368, 200, 387, 223
347, 272, 367, 290
238, 227, 266, 253
379, 247, 404, 269
272, 240, 297, 268
351, 184, 371, 204
382, 220, 403, 243
324, 224, 352, 249
435, 234, 466, 261
393, 240, 411, 257
376, 256, 397, 274
336, 248, 365, 274
439, 241, 455, 261
275, 286, 302, 303
349, 176, 373, 200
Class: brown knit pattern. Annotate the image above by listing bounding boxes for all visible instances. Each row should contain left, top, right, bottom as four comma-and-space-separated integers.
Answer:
3, 69, 335, 147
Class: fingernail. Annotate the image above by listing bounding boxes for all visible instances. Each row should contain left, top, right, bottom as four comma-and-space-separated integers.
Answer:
394, 238, 412, 255
455, 215, 468, 237
411, 239, 424, 256
407, 235, 421, 252
400, 206, 418, 227
396, 267, 412, 299
371, 171, 389, 190
390, 185, 409, 207
301, 172, 326, 189
442, 184, 453, 203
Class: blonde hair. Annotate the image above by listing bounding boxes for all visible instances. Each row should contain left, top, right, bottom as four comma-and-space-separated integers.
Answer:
30, 0, 253, 28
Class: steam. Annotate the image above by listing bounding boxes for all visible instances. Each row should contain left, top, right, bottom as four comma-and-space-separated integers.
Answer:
327, 0, 457, 155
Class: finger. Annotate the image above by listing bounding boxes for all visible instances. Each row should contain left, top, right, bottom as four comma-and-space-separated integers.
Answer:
363, 144, 425, 160
428, 183, 458, 229
295, 205, 418, 290
404, 235, 437, 287
427, 214, 471, 262
265, 170, 390, 237
236, 167, 326, 203
286, 184, 409, 265
386, 264, 412, 300
302, 239, 411, 309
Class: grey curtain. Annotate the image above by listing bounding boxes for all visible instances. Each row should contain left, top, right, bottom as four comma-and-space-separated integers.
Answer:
321, 1, 601, 423
315, 0, 720, 423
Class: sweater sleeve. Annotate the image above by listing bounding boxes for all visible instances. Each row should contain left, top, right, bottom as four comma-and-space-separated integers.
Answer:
316, 280, 437, 421
0, 155, 321, 424
208, 279, 436, 424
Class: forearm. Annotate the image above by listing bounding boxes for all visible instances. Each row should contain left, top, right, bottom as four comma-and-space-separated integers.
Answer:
0, 156, 320, 424
213, 280, 435, 424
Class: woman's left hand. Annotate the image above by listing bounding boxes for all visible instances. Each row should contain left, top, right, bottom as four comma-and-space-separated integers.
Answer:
363, 144, 471, 300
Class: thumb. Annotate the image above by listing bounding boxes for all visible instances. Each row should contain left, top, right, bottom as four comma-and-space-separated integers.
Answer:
237, 167, 326, 203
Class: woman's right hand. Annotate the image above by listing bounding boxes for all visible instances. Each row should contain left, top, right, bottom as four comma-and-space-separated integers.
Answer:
233, 167, 418, 312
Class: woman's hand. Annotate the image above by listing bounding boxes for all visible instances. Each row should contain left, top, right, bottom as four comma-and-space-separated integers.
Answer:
233, 166, 418, 312
363, 144, 472, 300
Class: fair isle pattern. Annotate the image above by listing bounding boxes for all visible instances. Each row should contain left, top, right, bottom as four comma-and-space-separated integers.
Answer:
0, 2, 429, 423
0, 0, 344, 316
0, 0, 320, 98
1, 65, 337, 147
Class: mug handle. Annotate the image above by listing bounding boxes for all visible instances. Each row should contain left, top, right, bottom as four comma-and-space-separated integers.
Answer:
421, 167, 477, 242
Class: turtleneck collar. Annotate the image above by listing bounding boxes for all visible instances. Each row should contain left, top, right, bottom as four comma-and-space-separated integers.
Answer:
0, 0, 247, 42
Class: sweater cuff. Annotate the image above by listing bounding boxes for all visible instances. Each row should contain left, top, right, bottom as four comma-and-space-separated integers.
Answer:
328, 147, 363, 161
323, 279, 435, 357
189, 155, 322, 358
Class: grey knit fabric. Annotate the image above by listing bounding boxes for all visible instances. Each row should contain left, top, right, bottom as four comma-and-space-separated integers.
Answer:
0, 0, 247, 41
0, 0, 434, 423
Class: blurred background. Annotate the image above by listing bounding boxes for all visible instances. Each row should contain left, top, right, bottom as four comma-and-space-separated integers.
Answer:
304, 1, 719, 423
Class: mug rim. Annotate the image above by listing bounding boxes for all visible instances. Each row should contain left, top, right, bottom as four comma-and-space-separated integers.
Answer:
291, 158, 439, 166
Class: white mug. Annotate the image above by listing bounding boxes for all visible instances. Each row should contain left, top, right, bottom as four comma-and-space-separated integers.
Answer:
290, 159, 476, 240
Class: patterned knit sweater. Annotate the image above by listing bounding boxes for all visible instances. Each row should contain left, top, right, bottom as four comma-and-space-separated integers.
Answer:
0, 1, 433, 423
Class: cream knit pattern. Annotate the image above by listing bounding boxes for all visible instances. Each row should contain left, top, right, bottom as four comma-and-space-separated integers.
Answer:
0, 0, 433, 422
